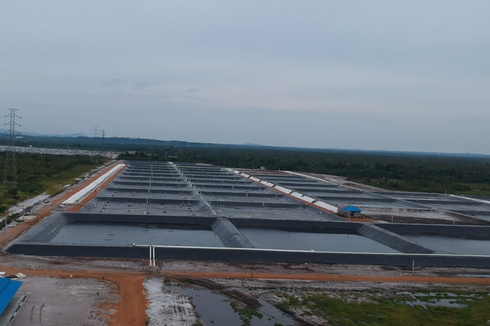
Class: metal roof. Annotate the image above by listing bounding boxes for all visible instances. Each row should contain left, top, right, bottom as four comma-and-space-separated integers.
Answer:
0, 278, 23, 315
342, 205, 362, 212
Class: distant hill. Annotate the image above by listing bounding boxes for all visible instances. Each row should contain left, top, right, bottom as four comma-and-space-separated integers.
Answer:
1, 131, 489, 159
0, 129, 88, 138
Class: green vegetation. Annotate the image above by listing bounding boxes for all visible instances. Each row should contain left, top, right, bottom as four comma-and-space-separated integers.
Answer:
5, 133, 490, 196
277, 291, 490, 326
0, 153, 102, 216
230, 301, 263, 325
120, 147, 490, 196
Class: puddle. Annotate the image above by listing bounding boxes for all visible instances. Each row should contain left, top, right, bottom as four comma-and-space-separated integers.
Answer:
398, 292, 485, 309
457, 274, 490, 278
177, 286, 296, 326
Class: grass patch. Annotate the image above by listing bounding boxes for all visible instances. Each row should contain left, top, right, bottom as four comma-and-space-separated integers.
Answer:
41, 164, 97, 195
278, 291, 490, 326
230, 302, 263, 325
0, 153, 104, 217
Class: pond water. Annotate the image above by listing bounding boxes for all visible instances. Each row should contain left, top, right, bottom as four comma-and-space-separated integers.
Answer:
50, 223, 223, 247
398, 292, 485, 309
240, 228, 398, 253
404, 235, 490, 255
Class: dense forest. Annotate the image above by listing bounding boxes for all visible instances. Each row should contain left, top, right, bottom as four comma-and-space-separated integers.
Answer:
3, 133, 490, 196
120, 147, 490, 196
0, 153, 101, 214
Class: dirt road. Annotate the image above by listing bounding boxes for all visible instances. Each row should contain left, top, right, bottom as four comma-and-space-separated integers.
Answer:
0, 264, 148, 326
66, 162, 127, 212
3, 261, 490, 325
0, 160, 125, 252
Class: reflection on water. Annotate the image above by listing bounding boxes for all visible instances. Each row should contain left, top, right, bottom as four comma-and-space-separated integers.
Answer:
177, 286, 297, 326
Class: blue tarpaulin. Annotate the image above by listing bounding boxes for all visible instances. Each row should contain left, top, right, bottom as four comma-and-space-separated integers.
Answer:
0, 278, 23, 315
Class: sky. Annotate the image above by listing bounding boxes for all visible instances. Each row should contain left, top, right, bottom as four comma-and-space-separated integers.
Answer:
1, 1, 490, 154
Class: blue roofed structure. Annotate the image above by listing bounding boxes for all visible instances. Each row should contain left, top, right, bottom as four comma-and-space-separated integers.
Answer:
339, 205, 363, 217
0, 278, 23, 316
342, 206, 362, 212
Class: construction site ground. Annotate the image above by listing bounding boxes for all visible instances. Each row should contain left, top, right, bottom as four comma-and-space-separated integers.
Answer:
1, 163, 490, 325
3, 256, 490, 325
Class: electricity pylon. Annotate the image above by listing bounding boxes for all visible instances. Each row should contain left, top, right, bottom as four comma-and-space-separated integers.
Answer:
3, 108, 21, 187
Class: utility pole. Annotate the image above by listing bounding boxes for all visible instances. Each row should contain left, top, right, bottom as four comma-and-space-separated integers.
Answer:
101, 129, 106, 140
91, 126, 99, 138
3, 108, 21, 187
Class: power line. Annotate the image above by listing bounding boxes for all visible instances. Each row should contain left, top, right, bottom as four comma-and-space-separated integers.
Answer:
3, 108, 21, 187
91, 126, 99, 138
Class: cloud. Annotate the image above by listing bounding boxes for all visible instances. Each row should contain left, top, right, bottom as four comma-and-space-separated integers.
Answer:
102, 77, 127, 86
133, 80, 159, 90
2, 1, 490, 154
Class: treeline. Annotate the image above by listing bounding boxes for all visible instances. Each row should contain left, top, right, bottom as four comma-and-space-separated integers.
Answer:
0, 153, 102, 213
120, 147, 490, 195
4, 133, 490, 196
0, 134, 255, 152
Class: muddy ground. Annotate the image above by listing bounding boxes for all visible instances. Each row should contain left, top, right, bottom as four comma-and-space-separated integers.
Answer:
166, 275, 490, 326
3, 254, 490, 325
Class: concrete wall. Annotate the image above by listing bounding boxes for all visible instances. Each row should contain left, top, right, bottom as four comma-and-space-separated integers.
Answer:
95, 197, 201, 205
8, 244, 490, 268
105, 188, 193, 195
200, 191, 284, 198
209, 201, 307, 208
68, 212, 215, 226
112, 181, 188, 187
231, 218, 359, 233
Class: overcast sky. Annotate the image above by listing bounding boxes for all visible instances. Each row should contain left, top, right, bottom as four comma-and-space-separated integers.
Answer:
1, 1, 489, 153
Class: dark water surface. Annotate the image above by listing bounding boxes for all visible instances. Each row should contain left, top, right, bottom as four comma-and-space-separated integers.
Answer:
50, 223, 223, 247
178, 286, 297, 326
405, 235, 490, 255
240, 228, 399, 253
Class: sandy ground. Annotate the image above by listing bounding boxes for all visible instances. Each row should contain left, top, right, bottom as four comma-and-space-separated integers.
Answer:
66, 163, 127, 213
145, 277, 201, 326
7, 194, 50, 216
3, 256, 490, 325
0, 263, 149, 326
11, 276, 118, 326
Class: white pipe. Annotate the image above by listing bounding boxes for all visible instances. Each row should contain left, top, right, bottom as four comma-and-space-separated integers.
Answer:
149, 246, 153, 266
131, 244, 490, 258
153, 246, 156, 266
